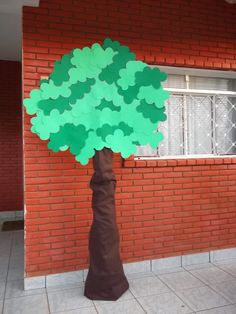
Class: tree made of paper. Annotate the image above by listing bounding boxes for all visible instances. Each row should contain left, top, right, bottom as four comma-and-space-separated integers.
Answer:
24, 38, 169, 164
23, 38, 170, 301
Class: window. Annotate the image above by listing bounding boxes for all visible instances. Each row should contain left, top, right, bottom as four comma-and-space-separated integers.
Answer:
136, 68, 236, 158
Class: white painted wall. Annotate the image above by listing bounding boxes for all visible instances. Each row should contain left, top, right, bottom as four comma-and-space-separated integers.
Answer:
0, 0, 39, 61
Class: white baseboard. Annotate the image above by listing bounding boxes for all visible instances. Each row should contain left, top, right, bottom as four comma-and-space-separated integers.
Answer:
0, 210, 24, 220
24, 247, 236, 290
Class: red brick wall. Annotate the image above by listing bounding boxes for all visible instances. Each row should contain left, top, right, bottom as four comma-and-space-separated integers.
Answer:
23, 0, 236, 277
0, 61, 23, 212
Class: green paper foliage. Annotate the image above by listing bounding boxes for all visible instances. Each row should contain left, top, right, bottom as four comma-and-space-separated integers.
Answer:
48, 124, 89, 155
23, 38, 169, 165
137, 100, 167, 123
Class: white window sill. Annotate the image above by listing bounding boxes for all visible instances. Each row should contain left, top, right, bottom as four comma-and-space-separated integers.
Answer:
134, 154, 235, 161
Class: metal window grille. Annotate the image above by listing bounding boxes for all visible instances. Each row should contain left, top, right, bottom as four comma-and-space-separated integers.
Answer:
136, 71, 236, 157
136, 75, 236, 158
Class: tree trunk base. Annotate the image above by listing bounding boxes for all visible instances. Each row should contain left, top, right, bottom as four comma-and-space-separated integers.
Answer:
84, 271, 129, 301
84, 148, 129, 300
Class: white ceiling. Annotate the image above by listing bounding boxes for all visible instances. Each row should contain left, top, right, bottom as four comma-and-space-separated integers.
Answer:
0, 0, 39, 61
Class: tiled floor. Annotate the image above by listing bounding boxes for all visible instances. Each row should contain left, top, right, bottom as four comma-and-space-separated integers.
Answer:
1, 229, 236, 314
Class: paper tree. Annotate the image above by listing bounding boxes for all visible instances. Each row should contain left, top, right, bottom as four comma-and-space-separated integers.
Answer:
23, 38, 169, 300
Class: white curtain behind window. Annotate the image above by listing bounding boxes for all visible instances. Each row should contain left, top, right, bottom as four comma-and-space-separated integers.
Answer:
136, 74, 236, 157
158, 95, 184, 156
187, 95, 213, 154
136, 75, 185, 157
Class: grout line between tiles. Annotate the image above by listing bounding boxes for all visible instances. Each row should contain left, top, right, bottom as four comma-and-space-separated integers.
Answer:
45, 283, 51, 314
1, 231, 13, 314
127, 287, 147, 314
182, 264, 235, 307
194, 304, 236, 313
92, 300, 100, 314
211, 261, 236, 279
153, 270, 196, 313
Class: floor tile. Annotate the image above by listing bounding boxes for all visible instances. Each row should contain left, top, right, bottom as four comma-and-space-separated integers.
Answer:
47, 286, 93, 313
126, 271, 154, 280
0, 232, 12, 242
214, 261, 236, 277
183, 263, 214, 271
1, 230, 236, 314
46, 281, 84, 292
0, 256, 8, 266
0, 264, 8, 281
9, 251, 24, 261
175, 286, 230, 312
129, 275, 170, 297
0, 280, 6, 300
158, 270, 205, 291
46, 270, 83, 288
214, 258, 236, 264
95, 298, 145, 314
137, 292, 193, 314
24, 275, 45, 290
197, 304, 236, 314
94, 289, 134, 306
3, 294, 49, 314
124, 260, 151, 275
182, 252, 209, 267
190, 266, 235, 285
152, 256, 181, 272
12, 231, 23, 243
53, 306, 97, 314
0, 234, 12, 257
11, 246, 23, 256
0, 256, 9, 268
0, 300, 3, 313
0, 237, 12, 246
153, 267, 184, 275
209, 280, 236, 303
0, 275, 7, 283
0, 246, 11, 258
7, 265, 24, 281
210, 249, 236, 262
5, 279, 46, 299
9, 256, 23, 269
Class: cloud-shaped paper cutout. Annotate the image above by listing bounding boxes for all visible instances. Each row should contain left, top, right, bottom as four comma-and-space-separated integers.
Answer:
105, 130, 137, 158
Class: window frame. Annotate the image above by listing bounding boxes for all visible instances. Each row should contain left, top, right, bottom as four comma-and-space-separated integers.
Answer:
135, 66, 236, 161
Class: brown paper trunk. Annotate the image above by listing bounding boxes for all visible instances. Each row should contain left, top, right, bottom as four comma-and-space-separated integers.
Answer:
84, 148, 129, 300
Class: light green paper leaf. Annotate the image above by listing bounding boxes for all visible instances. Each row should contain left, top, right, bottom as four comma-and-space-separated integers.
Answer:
137, 86, 170, 108
41, 80, 71, 99
75, 131, 106, 165
105, 130, 137, 158
23, 89, 42, 114
117, 60, 146, 90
